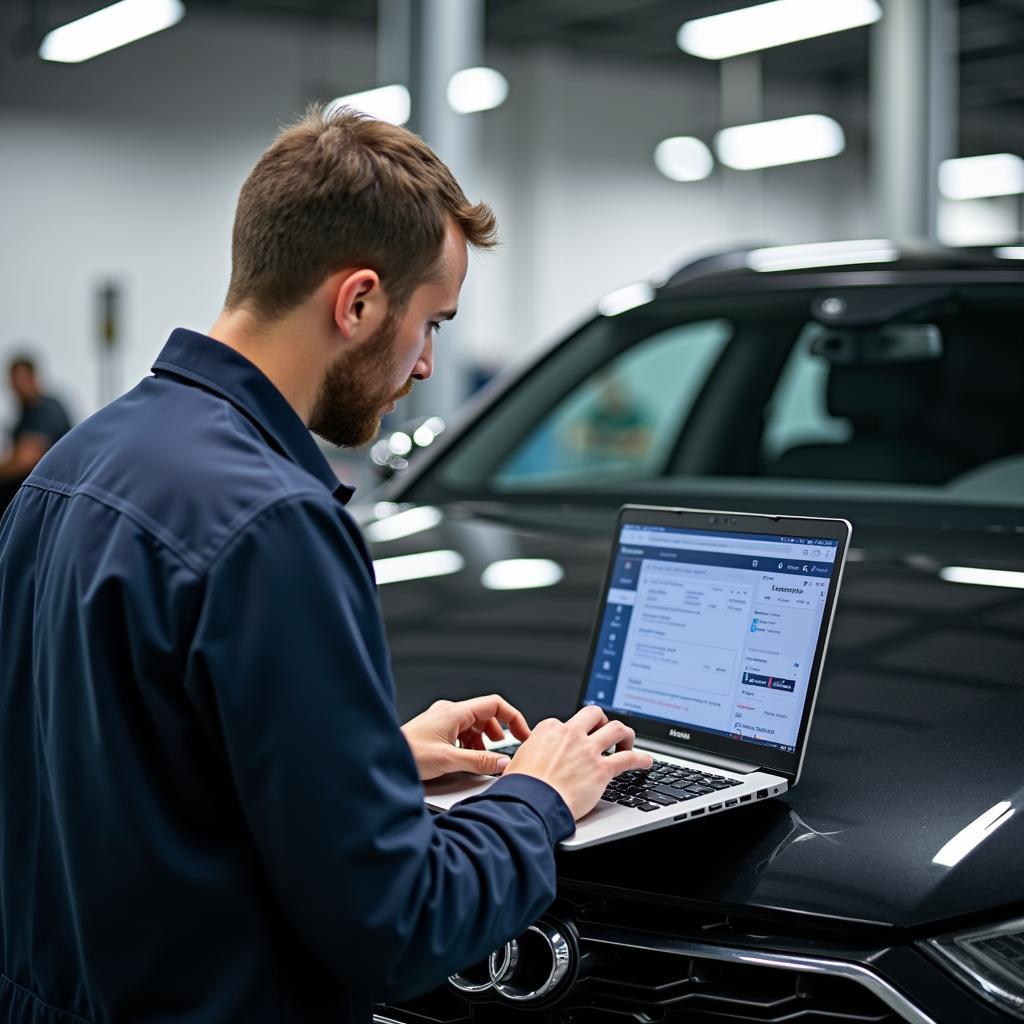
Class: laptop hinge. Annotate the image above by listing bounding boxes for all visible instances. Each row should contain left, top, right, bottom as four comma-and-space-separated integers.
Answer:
641, 738, 761, 775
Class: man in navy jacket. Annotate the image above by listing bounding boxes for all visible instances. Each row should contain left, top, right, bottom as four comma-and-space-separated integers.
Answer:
0, 107, 649, 1022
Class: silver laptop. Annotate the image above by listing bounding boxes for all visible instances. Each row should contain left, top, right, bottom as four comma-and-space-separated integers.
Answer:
425, 504, 851, 849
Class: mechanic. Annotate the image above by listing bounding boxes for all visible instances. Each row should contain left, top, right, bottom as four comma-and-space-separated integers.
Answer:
0, 353, 72, 514
0, 106, 651, 1023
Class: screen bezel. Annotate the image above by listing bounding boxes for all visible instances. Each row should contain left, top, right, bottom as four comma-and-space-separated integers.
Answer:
576, 503, 851, 781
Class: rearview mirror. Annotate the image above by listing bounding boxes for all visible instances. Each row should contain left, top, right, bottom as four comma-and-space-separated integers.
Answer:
810, 324, 943, 365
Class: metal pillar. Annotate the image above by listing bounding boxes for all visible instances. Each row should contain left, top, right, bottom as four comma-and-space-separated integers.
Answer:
412, 0, 484, 420
870, 0, 958, 241
377, 0, 484, 421
718, 54, 764, 240
376, 0, 418, 130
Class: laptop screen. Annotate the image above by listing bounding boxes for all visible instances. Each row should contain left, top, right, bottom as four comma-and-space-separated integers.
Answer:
581, 520, 839, 757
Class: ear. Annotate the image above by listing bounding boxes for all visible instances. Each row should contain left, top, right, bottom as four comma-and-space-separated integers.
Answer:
330, 268, 387, 342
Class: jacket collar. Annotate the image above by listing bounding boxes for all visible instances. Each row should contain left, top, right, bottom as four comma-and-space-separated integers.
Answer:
152, 328, 356, 505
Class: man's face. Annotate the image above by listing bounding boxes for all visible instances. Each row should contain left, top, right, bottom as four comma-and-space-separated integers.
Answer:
309, 221, 468, 448
9, 366, 35, 404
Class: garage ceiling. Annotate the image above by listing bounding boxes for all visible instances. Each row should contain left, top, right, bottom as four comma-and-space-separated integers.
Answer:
13, 0, 1024, 134
177, 0, 1024, 103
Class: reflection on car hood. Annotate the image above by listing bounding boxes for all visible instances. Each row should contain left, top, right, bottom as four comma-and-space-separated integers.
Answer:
367, 501, 1024, 932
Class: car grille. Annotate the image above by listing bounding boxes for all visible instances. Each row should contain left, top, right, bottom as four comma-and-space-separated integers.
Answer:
566, 941, 899, 1022
378, 932, 913, 1024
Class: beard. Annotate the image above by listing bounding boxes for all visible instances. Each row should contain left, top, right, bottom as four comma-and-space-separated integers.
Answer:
309, 310, 414, 448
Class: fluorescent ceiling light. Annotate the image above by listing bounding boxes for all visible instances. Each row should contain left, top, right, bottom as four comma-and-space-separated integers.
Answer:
716, 114, 845, 170
940, 566, 1024, 590
365, 505, 443, 543
654, 136, 714, 182
481, 559, 565, 591
747, 239, 897, 272
933, 801, 1015, 867
39, 0, 184, 63
597, 282, 654, 317
678, 0, 881, 60
447, 67, 509, 114
326, 84, 410, 126
995, 246, 1024, 260
938, 154, 1024, 200
373, 549, 463, 586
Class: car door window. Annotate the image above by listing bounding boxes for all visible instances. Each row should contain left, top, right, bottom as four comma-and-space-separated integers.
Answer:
493, 319, 731, 489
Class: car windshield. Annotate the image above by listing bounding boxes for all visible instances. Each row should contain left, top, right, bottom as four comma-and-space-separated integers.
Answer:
422, 281, 1024, 517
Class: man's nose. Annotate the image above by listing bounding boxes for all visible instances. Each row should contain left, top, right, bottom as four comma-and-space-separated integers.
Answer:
412, 337, 433, 381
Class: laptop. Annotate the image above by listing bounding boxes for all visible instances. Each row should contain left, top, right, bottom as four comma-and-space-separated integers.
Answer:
425, 504, 851, 849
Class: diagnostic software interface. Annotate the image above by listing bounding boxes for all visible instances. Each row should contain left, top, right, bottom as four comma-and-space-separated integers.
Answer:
582, 523, 838, 753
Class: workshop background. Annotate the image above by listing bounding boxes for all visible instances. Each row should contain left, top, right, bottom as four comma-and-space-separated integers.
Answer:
2, 0, 1023, 459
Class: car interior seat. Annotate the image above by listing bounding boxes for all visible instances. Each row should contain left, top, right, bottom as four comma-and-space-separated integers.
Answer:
766, 350, 966, 484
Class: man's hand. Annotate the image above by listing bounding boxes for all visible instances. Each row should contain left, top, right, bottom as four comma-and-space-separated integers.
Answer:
504, 706, 653, 820
401, 694, 531, 781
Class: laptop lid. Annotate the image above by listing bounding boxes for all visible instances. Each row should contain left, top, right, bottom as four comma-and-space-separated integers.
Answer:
578, 505, 851, 784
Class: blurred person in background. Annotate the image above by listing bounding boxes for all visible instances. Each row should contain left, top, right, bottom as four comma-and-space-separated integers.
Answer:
0, 353, 72, 514
0, 106, 647, 1024
574, 373, 651, 463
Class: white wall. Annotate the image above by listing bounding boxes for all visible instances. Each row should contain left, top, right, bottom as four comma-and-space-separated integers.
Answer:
1, 6, 871, 429
0, 7, 375, 427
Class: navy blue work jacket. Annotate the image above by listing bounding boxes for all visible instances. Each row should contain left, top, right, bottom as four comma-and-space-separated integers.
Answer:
0, 329, 574, 1024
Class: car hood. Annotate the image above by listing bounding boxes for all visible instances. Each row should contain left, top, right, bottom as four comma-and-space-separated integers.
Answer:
365, 501, 1024, 934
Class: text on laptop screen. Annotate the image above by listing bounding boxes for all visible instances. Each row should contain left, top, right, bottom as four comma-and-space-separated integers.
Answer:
582, 524, 838, 754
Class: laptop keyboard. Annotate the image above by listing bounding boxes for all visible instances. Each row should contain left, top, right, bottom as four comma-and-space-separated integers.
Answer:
492, 746, 743, 813
604, 761, 742, 812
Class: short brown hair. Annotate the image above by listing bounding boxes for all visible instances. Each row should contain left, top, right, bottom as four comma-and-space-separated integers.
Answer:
224, 105, 497, 320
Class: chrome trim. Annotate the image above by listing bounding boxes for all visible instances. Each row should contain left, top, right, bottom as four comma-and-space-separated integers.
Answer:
447, 965, 494, 995
450, 951, 506, 994
487, 936, 520, 985
490, 922, 572, 1003
583, 928, 937, 1024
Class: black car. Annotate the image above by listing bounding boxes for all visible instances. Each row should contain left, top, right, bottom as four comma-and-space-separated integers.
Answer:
357, 242, 1024, 1024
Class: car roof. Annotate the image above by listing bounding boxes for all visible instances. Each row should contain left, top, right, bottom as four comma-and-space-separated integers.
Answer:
656, 241, 1024, 294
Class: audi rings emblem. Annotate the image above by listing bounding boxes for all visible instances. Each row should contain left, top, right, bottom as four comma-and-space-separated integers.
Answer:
448, 919, 574, 1004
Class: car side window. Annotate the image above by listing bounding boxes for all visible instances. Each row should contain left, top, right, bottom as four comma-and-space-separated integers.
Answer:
492, 319, 731, 488
760, 323, 854, 464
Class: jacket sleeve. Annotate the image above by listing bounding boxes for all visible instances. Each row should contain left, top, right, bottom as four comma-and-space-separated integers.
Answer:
184, 492, 574, 1000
